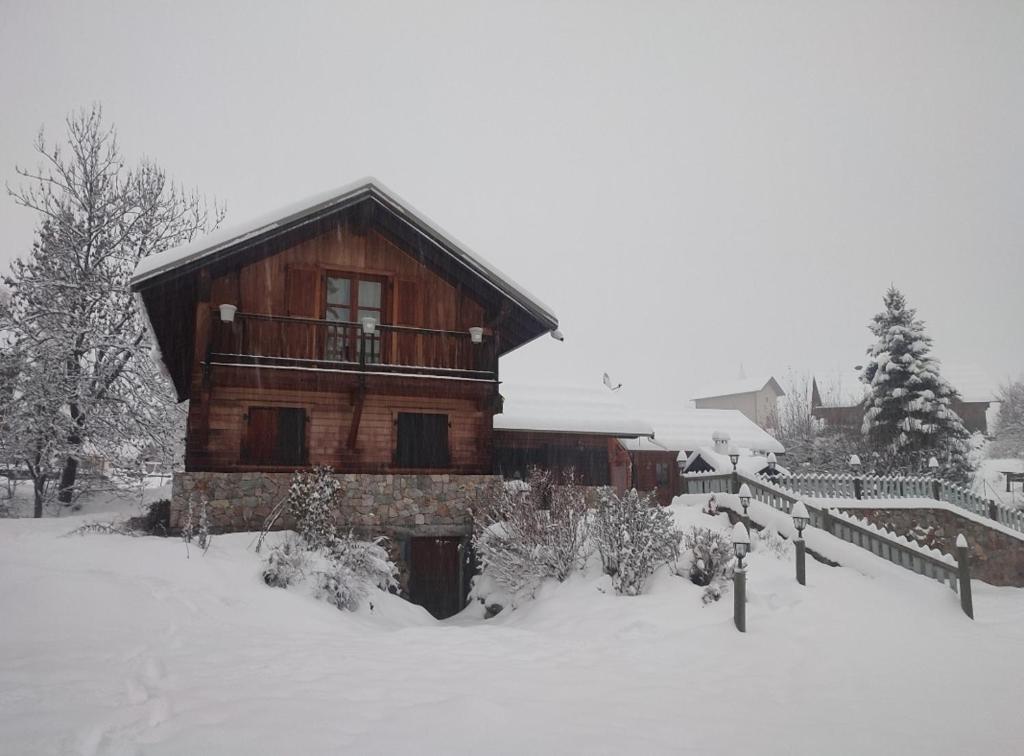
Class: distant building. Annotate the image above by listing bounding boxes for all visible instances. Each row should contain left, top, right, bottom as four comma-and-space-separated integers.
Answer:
691, 376, 785, 428
621, 409, 785, 504
492, 382, 653, 493
811, 364, 997, 435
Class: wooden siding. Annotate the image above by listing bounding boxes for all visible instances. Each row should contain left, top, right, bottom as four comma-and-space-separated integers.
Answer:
185, 219, 499, 474
186, 381, 492, 474
630, 450, 681, 505
492, 430, 631, 491
209, 224, 486, 333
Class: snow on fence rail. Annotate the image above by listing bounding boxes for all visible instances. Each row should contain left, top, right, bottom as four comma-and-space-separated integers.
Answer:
683, 471, 962, 592
776, 472, 1024, 535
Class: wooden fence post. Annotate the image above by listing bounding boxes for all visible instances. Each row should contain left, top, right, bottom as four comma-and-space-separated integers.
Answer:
956, 533, 974, 620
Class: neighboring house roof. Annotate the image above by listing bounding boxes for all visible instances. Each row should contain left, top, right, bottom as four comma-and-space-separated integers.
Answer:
691, 376, 784, 401
813, 362, 997, 409
679, 447, 790, 476
132, 177, 557, 331
494, 383, 655, 438
619, 409, 785, 455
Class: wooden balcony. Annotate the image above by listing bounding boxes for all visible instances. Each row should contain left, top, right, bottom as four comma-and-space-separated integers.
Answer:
205, 311, 498, 381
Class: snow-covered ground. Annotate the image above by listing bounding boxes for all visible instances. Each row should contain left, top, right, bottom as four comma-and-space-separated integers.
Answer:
2, 498, 1023, 755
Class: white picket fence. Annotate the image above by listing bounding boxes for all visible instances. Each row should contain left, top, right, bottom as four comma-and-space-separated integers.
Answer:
777, 472, 1024, 535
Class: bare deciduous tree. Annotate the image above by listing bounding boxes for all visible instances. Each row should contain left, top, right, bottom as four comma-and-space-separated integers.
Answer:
0, 106, 223, 516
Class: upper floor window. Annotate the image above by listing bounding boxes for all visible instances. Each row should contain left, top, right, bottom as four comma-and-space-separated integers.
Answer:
325, 274, 385, 363
655, 462, 670, 487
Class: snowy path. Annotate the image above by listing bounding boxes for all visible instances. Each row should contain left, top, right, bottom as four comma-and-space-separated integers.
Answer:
1, 510, 1023, 755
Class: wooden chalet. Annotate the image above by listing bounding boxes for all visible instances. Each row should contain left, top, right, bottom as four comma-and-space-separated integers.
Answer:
131, 179, 562, 619
132, 179, 558, 477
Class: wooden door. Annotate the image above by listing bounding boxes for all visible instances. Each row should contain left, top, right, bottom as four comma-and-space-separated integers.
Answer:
408, 537, 463, 619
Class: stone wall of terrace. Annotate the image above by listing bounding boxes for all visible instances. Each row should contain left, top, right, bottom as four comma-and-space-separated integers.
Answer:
171, 471, 506, 536
839, 505, 1024, 587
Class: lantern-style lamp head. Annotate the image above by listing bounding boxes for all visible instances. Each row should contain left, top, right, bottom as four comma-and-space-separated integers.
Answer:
361, 316, 377, 335
928, 456, 939, 471
728, 445, 740, 469
791, 500, 809, 537
732, 522, 751, 567
767, 451, 777, 471
218, 303, 237, 323
849, 454, 861, 471
738, 483, 752, 512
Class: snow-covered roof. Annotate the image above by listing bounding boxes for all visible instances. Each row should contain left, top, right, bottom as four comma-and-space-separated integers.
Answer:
678, 447, 790, 476
691, 376, 784, 401
131, 177, 557, 330
618, 436, 672, 453
621, 409, 784, 455
494, 383, 655, 438
814, 362, 997, 408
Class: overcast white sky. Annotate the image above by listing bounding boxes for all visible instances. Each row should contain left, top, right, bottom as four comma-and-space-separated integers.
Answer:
1, 1, 1022, 411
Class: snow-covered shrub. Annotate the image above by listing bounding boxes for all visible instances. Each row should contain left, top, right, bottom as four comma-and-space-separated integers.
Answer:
593, 488, 681, 596
681, 527, 734, 592
326, 532, 398, 593
285, 466, 340, 549
64, 520, 141, 537
262, 532, 397, 612
127, 499, 170, 536
181, 495, 211, 555
263, 536, 308, 588
754, 527, 792, 559
471, 468, 591, 598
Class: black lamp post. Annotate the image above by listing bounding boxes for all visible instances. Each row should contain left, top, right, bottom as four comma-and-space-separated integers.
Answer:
738, 482, 752, 531
928, 456, 941, 500
729, 445, 740, 493
733, 522, 750, 633
850, 454, 863, 500
792, 500, 809, 585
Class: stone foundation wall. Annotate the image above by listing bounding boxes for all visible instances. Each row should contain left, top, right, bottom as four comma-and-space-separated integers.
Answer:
171, 472, 506, 535
840, 506, 1024, 587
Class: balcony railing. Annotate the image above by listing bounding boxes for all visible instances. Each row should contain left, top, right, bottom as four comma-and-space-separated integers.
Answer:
206, 310, 498, 379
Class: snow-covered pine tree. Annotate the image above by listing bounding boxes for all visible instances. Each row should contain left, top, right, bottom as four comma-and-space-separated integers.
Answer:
860, 287, 972, 481
0, 106, 222, 514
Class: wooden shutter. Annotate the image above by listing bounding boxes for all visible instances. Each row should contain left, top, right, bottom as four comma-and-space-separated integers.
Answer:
276, 408, 307, 466
243, 408, 279, 465
285, 267, 321, 359
396, 413, 450, 469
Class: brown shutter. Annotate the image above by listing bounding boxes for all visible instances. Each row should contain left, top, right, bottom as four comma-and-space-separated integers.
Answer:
243, 408, 279, 465
286, 267, 320, 317
285, 267, 321, 359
